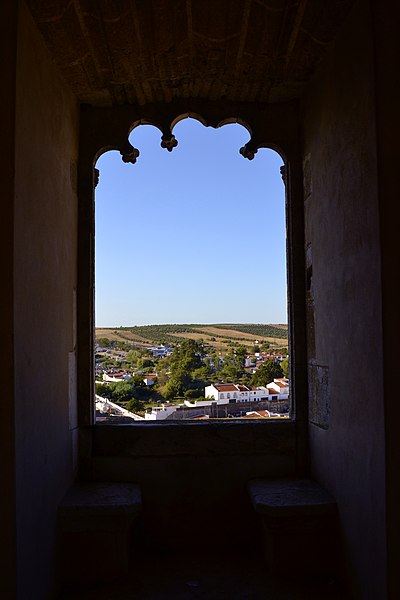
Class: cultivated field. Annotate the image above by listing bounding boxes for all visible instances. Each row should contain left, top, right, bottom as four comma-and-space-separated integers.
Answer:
96, 323, 288, 351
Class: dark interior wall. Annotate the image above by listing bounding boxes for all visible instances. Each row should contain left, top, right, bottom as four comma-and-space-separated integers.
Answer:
301, 3, 386, 598
91, 422, 296, 552
13, 4, 79, 598
371, 2, 400, 598
0, 2, 18, 597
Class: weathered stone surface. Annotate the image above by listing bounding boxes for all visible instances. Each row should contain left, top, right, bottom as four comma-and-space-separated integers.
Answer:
26, 0, 355, 107
92, 420, 295, 458
58, 482, 142, 583
248, 478, 336, 517
248, 478, 338, 578
59, 482, 142, 519
308, 363, 330, 429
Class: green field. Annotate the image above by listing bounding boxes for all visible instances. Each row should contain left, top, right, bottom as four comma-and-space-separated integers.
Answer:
96, 323, 288, 351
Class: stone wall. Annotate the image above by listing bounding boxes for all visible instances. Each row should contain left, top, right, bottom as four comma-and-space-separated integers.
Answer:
167, 400, 289, 420
301, 2, 386, 597
91, 421, 296, 553
13, 3, 79, 598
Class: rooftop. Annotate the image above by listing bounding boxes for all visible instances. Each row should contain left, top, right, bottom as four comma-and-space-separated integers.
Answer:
214, 384, 239, 392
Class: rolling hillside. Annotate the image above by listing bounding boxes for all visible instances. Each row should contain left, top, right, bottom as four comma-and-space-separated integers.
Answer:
96, 323, 288, 351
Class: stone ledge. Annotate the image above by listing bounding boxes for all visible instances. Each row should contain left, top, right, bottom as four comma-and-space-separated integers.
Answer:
247, 478, 338, 577
58, 482, 142, 582
248, 478, 336, 518
59, 482, 142, 519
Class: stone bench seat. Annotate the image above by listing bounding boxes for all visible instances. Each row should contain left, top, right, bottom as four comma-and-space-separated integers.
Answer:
58, 482, 142, 583
248, 478, 338, 578
248, 477, 337, 517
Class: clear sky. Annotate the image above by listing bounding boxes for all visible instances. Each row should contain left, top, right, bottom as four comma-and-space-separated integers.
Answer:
95, 118, 287, 327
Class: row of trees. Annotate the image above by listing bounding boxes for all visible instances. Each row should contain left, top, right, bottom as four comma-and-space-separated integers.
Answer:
96, 342, 155, 372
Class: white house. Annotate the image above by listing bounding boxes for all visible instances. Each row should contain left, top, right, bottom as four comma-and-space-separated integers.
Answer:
143, 373, 157, 386
144, 404, 178, 420
148, 345, 173, 358
205, 381, 289, 405
244, 355, 257, 368
205, 383, 270, 404
102, 371, 132, 382
267, 378, 289, 396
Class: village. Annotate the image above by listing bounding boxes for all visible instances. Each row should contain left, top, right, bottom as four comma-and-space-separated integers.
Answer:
95, 340, 290, 422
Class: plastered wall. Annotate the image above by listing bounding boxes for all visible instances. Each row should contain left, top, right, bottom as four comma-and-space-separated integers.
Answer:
301, 4, 386, 598
13, 4, 79, 597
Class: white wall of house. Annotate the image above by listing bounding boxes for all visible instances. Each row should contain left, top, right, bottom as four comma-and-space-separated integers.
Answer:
145, 404, 178, 420
204, 384, 219, 401
205, 383, 288, 405
244, 356, 256, 367
103, 373, 131, 382
267, 378, 289, 395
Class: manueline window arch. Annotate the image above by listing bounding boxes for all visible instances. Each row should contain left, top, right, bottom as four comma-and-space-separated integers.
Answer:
93, 117, 289, 423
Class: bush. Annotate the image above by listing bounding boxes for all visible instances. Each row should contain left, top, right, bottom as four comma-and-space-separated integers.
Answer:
184, 388, 203, 399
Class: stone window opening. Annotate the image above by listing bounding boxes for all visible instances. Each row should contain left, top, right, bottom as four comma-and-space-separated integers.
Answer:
78, 108, 307, 434
92, 118, 289, 424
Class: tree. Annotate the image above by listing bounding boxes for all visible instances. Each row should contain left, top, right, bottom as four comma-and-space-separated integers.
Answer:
184, 388, 203, 399
131, 373, 146, 387
192, 365, 211, 380
110, 380, 135, 403
95, 382, 112, 398
163, 370, 191, 399
220, 361, 241, 382
241, 372, 252, 385
125, 349, 142, 368
125, 397, 145, 413
137, 357, 154, 371
220, 345, 247, 381
281, 357, 289, 378
234, 344, 248, 367
170, 339, 204, 375
161, 339, 207, 399
251, 361, 284, 386
96, 337, 113, 348
208, 350, 221, 371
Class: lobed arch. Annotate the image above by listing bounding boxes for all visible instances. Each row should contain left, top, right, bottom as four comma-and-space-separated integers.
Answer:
77, 99, 307, 471
83, 99, 297, 169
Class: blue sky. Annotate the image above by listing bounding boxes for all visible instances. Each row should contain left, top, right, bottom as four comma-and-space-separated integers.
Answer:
95, 118, 287, 326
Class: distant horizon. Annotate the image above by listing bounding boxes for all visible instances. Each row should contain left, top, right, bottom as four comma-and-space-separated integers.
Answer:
96, 321, 288, 328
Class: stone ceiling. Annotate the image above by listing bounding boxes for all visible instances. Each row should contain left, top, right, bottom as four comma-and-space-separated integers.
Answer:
26, 0, 355, 107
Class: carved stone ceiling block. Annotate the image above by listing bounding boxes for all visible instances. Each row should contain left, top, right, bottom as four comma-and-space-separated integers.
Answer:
26, 0, 355, 107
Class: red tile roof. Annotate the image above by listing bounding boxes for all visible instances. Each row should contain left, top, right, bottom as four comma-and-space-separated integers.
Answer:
273, 381, 288, 388
245, 410, 271, 419
215, 384, 238, 392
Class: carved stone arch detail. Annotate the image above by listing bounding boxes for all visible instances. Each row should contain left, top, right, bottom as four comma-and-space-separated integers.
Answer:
121, 113, 269, 166
170, 113, 208, 131
84, 99, 297, 178
124, 110, 257, 164
85, 100, 296, 177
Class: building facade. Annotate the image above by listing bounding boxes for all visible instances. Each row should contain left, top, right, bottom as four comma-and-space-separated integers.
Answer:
205, 380, 289, 404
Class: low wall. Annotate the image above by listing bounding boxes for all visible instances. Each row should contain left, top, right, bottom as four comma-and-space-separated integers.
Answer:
167, 399, 289, 420
86, 420, 296, 553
